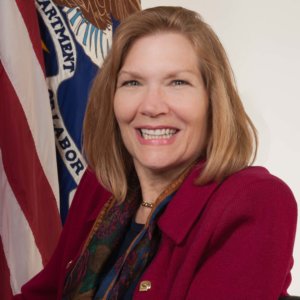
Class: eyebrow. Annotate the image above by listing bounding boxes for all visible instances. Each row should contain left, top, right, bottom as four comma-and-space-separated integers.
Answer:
117, 70, 144, 79
118, 69, 198, 78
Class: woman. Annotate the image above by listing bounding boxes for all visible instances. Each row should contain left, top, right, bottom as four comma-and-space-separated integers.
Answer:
15, 6, 297, 300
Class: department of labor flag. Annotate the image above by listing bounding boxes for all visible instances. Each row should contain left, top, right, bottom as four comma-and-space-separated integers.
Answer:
0, 0, 62, 299
36, 0, 141, 222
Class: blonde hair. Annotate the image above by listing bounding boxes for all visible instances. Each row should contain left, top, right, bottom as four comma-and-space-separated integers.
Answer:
83, 6, 257, 200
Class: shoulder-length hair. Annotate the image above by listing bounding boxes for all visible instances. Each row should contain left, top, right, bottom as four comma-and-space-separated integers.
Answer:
83, 6, 257, 201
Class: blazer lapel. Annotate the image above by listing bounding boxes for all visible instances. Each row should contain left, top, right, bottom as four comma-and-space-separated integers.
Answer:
158, 165, 219, 245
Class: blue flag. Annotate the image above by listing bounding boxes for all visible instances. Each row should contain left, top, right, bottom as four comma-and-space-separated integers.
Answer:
35, 0, 141, 222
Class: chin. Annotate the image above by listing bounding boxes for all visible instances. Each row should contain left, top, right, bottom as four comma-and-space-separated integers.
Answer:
144, 161, 186, 174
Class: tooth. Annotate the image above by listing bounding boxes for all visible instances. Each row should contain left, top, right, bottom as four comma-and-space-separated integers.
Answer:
140, 128, 177, 139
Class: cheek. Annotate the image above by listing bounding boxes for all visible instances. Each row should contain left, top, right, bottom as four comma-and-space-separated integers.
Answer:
113, 97, 127, 126
113, 96, 122, 120
177, 100, 208, 129
181, 101, 209, 146
114, 95, 136, 124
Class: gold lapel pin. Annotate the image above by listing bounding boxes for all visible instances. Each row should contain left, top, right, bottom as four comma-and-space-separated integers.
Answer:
139, 280, 152, 292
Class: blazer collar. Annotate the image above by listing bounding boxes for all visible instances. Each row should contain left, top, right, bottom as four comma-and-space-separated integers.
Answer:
158, 163, 219, 245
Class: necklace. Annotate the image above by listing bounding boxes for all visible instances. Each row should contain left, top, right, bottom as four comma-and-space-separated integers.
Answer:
141, 201, 154, 209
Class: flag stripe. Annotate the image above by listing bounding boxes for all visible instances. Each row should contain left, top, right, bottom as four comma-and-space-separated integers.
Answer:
15, 0, 46, 73
0, 0, 60, 204
0, 237, 13, 299
0, 150, 43, 295
0, 63, 61, 264
0, 0, 62, 296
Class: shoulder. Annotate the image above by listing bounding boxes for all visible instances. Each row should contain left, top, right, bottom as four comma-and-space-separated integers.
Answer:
218, 166, 296, 206
186, 164, 297, 212
76, 167, 103, 192
183, 167, 297, 299
73, 167, 110, 202
66, 167, 112, 224
222, 165, 290, 188
201, 166, 298, 251
210, 166, 297, 232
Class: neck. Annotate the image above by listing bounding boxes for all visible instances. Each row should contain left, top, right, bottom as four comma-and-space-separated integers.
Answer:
139, 175, 170, 204
135, 163, 195, 204
134, 162, 196, 225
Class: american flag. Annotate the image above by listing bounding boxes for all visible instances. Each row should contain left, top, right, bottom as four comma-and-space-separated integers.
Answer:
0, 0, 62, 298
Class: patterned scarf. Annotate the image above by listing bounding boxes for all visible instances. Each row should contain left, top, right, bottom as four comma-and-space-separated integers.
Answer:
63, 167, 191, 300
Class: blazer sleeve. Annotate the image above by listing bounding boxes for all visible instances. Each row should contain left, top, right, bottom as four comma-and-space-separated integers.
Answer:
12, 224, 71, 300
12, 169, 108, 300
186, 176, 298, 300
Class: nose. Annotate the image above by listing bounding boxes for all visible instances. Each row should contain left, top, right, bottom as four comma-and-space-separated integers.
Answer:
138, 85, 170, 117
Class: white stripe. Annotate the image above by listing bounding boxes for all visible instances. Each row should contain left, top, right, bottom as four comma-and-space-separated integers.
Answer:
0, 0, 60, 206
0, 150, 43, 295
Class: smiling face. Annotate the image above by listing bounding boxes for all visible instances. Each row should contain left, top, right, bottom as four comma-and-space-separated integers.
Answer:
114, 32, 209, 181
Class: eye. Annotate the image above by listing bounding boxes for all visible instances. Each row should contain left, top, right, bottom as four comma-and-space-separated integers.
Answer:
122, 80, 141, 87
171, 79, 189, 86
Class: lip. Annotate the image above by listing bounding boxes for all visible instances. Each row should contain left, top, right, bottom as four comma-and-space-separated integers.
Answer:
135, 125, 179, 130
135, 126, 179, 145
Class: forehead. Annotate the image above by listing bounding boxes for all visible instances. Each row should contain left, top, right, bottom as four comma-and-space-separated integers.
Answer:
120, 32, 199, 73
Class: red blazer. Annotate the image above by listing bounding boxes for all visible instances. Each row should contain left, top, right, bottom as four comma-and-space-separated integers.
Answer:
14, 165, 297, 300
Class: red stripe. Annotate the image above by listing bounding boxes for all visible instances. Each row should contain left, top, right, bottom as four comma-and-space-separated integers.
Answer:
0, 238, 13, 300
0, 62, 62, 265
15, 0, 46, 73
